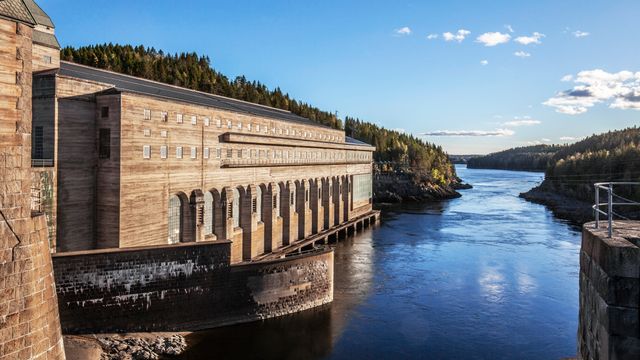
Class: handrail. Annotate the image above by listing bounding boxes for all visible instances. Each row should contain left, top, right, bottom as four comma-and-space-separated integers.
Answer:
592, 182, 640, 238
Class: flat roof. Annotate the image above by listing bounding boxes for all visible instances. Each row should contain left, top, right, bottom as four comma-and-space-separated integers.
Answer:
59, 61, 336, 130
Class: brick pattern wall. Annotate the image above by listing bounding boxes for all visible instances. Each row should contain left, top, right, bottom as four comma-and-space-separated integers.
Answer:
52, 241, 333, 333
0, 20, 65, 360
578, 223, 640, 360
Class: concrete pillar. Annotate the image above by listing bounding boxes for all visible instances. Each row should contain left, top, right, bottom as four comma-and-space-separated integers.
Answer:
310, 178, 321, 234
282, 180, 298, 245
322, 177, 331, 230
189, 190, 204, 242
297, 179, 312, 240
343, 175, 351, 222
221, 187, 240, 263
240, 184, 261, 261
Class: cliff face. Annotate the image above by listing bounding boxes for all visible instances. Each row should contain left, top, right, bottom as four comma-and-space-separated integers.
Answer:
373, 169, 466, 203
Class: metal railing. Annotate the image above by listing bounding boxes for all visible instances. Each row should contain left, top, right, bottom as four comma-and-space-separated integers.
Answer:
593, 182, 640, 238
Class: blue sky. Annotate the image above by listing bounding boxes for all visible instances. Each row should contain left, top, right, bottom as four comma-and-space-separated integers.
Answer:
41, 0, 640, 154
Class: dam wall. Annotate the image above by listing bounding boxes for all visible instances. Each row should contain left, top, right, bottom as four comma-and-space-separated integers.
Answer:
52, 241, 334, 333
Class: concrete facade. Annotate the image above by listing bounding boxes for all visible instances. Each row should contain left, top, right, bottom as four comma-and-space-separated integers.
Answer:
578, 222, 640, 360
32, 63, 376, 264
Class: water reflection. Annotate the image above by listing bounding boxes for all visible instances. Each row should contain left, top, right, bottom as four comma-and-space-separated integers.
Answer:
179, 166, 582, 360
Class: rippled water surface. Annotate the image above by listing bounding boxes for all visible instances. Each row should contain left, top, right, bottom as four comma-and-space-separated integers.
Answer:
180, 166, 581, 359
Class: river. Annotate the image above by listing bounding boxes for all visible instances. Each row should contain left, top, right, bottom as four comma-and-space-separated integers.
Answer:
179, 166, 582, 359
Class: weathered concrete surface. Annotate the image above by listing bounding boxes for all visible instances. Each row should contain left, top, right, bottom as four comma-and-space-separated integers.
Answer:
52, 241, 333, 333
578, 221, 640, 360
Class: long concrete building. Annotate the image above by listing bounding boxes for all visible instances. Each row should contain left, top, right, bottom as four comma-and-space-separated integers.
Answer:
33, 51, 375, 263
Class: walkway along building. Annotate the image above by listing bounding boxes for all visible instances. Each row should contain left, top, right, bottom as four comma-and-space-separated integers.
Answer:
33, 61, 377, 263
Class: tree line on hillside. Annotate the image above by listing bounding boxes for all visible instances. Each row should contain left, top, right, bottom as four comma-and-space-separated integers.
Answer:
60, 44, 458, 187
543, 127, 640, 202
467, 144, 564, 171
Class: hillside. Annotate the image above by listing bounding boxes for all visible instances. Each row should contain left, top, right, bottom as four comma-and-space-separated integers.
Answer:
60, 44, 463, 202
521, 127, 640, 223
467, 144, 564, 172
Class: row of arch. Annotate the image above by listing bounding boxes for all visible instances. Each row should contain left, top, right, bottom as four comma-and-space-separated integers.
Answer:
168, 175, 361, 262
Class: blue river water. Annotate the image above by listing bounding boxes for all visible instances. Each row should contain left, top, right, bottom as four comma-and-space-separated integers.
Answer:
180, 166, 582, 359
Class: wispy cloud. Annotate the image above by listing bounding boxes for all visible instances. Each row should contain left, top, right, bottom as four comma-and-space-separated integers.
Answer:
544, 69, 640, 114
476, 32, 511, 46
480, 59, 489, 66
573, 30, 590, 38
559, 136, 577, 141
394, 26, 412, 36
505, 24, 514, 33
443, 29, 471, 42
426, 33, 438, 40
514, 51, 531, 58
503, 118, 541, 127
528, 138, 552, 145
561, 74, 573, 82
422, 129, 515, 137
514, 32, 545, 45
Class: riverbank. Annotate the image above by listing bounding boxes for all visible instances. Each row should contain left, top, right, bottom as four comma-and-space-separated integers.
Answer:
519, 185, 593, 225
63, 333, 188, 360
373, 169, 470, 203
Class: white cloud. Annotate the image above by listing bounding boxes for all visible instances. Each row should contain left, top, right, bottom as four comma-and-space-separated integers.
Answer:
544, 69, 640, 114
528, 138, 551, 145
442, 29, 471, 42
476, 32, 511, 46
426, 33, 438, 40
561, 74, 573, 82
541, 138, 551, 142
514, 51, 531, 58
503, 119, 541, 127
514, 32, 545, 45
395, 27, 412, 36
480, 59, 489, 66
422, 128, 515, 137
505, 24, 514, 33
559, 136, 577, 141
573, 30, 590, 38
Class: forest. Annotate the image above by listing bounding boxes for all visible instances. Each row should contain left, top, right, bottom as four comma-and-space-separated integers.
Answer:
467, 144, 564, 171
60, 44, 458, 188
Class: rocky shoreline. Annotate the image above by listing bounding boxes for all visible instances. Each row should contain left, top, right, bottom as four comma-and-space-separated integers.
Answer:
519, 185, 593, 225
373, 171, 471, 204
64, 334, 188, 360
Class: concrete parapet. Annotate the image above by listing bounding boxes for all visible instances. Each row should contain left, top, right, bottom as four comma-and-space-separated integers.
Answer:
578, 221, 640, 360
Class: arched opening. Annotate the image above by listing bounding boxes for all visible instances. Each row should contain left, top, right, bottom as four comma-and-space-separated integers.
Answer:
204, 191, 214, 236
168, 194, 182, 244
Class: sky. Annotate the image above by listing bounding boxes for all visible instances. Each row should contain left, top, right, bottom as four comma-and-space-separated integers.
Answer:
40, 0, 640, 154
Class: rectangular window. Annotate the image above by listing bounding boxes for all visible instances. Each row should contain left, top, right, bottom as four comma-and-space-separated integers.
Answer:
191, 115, 197, 125
237, 149, 242, 158
143, 145, 151, 159
143, 129, 151, 137
216, 117, 221, 128
34, 126, 43, 159
43, 55, 52, 64
252, 198, 257, 213
204, 117, 210, 126
256, 124, 260, 132
160, 130, 168, 138
204, 147, 210, 159
144, 109, 151, 120
190, 146, 197, 159
227, 149, 233, 158
101, 106, 109, 118
247, 123, 252, 131
161, 112, 168, 122
227, 120, 232, 129
216, 148, 221, 158
237, 121, 242, 129
177, 113, 183, 123
98, 128, 110, 159
160, 145, 167, 159
176, 146, 183, 159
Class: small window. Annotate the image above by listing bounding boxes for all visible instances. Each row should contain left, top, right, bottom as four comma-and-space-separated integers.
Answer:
161, 112, 168, 122
204, 117, 210, 126
216, 148, 221, 158
190, 146, 197, 159
227, 120, 232, 129
143, 129, 151, 137
143, 145, 151, 159
144, 109, 151, 120
191, 115, 197, 125
99, 128, 110, 159
290, 191, 295, 205
237, 121, 242, 129
247, 123, 252, 131
204, 147, 210, 159
177, 113, 183, 123
101, 106, 109, 118
252, 198, 257, 213
160, 130, 168, 138
160, 145, 167, 159
43, 55, 52, 64
256, 124, 260, 132
226, 149, 233, 158
216, 118, 221, 128
176, 146, 183, 159
306, 190, 309, 202
237, 149, 242, 158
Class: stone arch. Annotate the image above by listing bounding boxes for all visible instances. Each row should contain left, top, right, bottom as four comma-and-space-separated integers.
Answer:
168, 192, 191, 244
